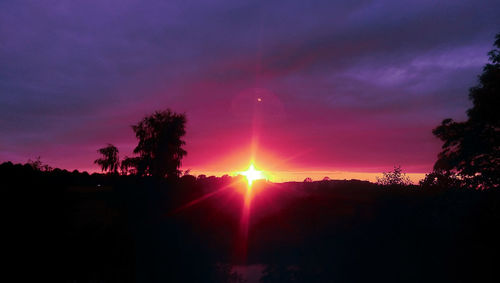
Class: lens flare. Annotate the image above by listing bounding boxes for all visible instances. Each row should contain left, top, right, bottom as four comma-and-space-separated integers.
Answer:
241, 164, 264, 187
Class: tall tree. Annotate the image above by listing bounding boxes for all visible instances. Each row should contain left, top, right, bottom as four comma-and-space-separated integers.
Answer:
433, 33, 500, 189
132, 109, 187, 178
94, 144, 120, 174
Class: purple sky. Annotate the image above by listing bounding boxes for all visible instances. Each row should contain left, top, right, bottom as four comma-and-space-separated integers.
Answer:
1, 0, 499, 178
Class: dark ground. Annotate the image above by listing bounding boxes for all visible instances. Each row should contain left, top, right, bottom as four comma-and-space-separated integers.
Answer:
2, 161, 500, 282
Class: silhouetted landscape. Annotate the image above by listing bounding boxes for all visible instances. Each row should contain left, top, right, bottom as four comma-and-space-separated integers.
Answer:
3, 161, 500, 282
1, 1, 499, 282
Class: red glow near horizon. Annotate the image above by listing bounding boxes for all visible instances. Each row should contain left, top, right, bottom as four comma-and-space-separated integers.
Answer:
165, 164, 262, 261
239, 179, 253, 260
238, 89, 264, 260
172, 88, 272, 261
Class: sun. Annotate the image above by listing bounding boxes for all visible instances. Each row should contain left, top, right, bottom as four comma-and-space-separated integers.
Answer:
241, 164, 264, 187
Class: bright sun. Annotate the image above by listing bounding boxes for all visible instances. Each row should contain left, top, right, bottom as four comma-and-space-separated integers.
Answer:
241, 164, 264, 187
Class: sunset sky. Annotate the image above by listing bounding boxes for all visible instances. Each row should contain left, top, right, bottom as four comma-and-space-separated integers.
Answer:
1, 0, 499, 181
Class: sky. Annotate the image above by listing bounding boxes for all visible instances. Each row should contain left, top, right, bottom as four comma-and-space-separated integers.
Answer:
1, 0, 499, 181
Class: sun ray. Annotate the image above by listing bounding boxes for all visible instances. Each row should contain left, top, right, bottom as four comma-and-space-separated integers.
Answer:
238, 184, 253, 260
240, 164, 264, 187
165, 179, 244, 216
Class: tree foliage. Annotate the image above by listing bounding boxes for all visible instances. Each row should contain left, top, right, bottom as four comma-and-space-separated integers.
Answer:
132, 109, 187, 178
94, 144, 119, 174
419, 169, 463, 190
433, 33, 500, 189
376, 166, 412, 186
120, 156, 140, 175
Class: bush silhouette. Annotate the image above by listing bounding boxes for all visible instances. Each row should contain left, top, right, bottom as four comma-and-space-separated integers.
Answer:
376, 166, 412, 186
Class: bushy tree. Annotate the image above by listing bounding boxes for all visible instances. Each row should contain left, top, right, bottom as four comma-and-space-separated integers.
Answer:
419, 169, 463, 189
376, 166, 412, 186
433, 33, 500, 189
132, 109, 187, 178
120, 156, 140, 175
94, 144, 119, 174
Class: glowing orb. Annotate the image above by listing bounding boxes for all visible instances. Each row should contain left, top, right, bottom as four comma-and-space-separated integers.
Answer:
241, 164, 264, 187
257, 98, 262, 102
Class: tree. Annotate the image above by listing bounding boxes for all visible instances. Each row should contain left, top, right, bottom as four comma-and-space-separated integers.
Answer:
27, 156, 52, 172
376, 166, 412, 186
432, 33, 500, 189
419, 169, 462, 190
94, 144, 119, 174
120, 156, 140, 175
132, 109, 187, 178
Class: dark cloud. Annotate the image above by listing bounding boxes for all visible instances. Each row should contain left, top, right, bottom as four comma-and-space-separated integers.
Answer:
0, 0, 499, 174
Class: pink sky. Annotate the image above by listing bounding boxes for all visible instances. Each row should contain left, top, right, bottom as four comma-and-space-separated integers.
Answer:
1, 0, 498, 182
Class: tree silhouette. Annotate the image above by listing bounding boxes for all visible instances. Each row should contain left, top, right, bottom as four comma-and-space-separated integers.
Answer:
94, 144, 119, 174
433, 33, 500, 189
376, 166, 412, 186
132, 109, 187, 178
419, 169, 462, 189
27, 156, 52, 172
120, 156, 140, 175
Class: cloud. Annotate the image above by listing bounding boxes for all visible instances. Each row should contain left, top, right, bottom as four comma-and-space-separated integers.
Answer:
0, 0, 499, 174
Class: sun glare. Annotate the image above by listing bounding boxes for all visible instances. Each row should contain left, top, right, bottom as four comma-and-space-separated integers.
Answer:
241, 164, 264, 187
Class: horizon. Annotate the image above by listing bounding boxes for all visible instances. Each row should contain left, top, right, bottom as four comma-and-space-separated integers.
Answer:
2, 159, 426, 183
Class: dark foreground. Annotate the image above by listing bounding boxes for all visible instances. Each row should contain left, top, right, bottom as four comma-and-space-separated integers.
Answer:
2, 162, 500, 282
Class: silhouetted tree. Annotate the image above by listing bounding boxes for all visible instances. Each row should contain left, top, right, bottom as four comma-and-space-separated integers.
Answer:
27, 156, 52, 172
433, 33, 500, 189
132, 109, 187, 178
94, 144, 119, 174
303, 177, 312, 183
376, 166, 412, 186
419, 169, 462, 189
120, 156, 140, 175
